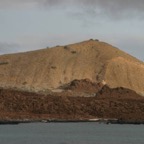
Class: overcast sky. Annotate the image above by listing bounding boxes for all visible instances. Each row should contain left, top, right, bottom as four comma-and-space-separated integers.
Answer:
0, 0, 143, 61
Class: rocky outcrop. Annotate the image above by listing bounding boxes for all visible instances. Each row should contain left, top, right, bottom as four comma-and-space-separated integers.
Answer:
63, 79, 104, 93
0, 86, 144, 122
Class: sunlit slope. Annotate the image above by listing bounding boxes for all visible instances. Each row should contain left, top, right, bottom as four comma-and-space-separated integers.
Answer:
0, 40, 143, 95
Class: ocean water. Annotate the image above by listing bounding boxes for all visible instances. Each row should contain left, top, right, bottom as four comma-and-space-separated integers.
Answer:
0, 122, 144, 144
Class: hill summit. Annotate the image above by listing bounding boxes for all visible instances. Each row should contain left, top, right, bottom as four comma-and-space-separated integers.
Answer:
0, 39, 144, 95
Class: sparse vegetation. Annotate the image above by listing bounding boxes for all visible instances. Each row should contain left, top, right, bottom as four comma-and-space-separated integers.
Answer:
64, 46, 69, 50
0, 61, 9, 65
71, 51, 77, 54
51, 66, 57, 69
22, 82, 27, 85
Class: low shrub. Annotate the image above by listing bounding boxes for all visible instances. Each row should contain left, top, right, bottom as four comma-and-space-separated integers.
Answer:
0, 62, 9, 65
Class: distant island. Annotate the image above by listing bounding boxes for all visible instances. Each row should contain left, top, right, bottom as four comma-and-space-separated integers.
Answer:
0, 39, 144, 123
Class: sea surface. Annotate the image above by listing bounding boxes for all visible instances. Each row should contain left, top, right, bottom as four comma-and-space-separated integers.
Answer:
0, 122, 144, 144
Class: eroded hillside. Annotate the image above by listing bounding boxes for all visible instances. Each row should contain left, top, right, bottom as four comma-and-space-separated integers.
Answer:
0, 39, 143, 95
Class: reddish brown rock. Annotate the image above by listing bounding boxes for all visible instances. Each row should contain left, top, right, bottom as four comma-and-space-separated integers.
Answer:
0, 85, 144, 122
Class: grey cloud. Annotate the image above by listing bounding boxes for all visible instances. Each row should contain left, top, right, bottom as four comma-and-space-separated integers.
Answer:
0, 42, 20, 54
1, 0, 144, 19
111, 36, 144, 61
72, 0, 144, 19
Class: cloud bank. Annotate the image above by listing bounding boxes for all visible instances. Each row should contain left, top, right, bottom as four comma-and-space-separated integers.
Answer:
0, 42, 20, 54
1, 0, 144, 19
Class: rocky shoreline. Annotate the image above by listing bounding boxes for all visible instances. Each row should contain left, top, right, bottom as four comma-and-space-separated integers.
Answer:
1, 118, 144, 125
0, 84, 144, 124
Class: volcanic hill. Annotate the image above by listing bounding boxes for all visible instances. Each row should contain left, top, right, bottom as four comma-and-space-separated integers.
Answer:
0, 39, 144, 95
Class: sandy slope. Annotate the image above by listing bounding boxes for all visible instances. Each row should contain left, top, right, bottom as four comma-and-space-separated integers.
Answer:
0, 39, 143, 95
